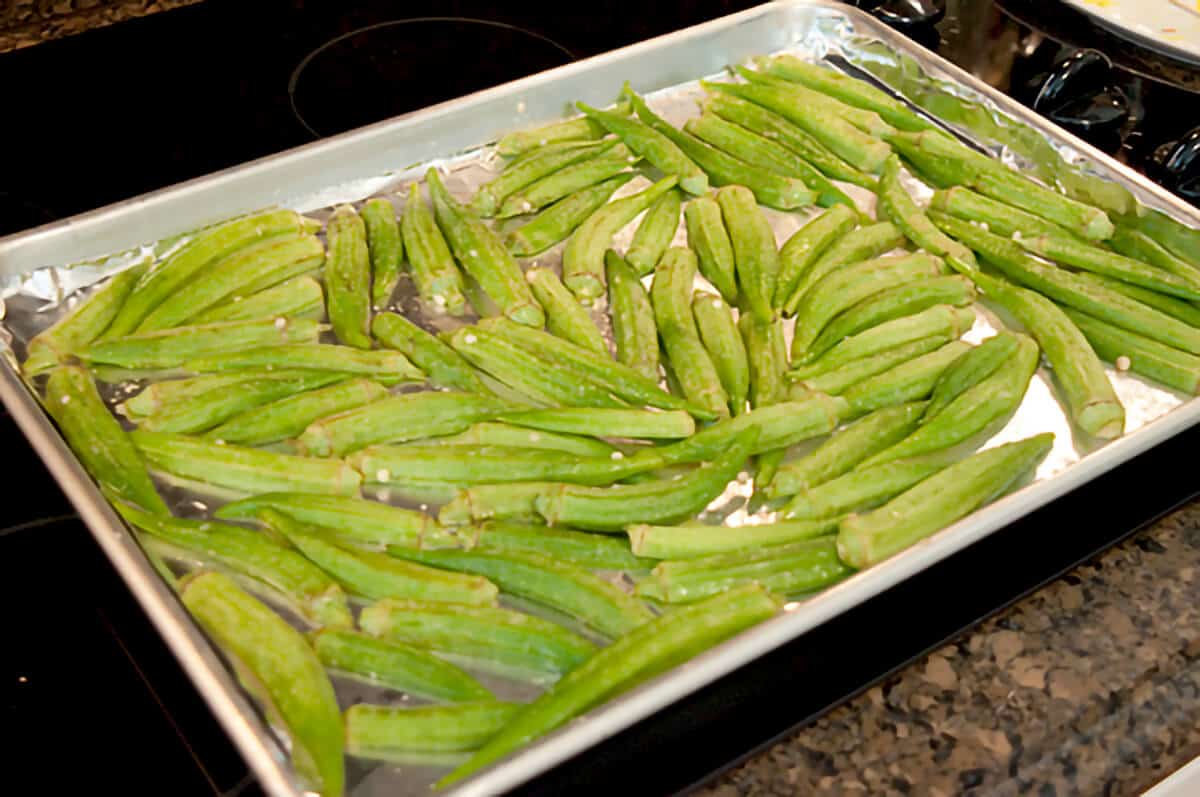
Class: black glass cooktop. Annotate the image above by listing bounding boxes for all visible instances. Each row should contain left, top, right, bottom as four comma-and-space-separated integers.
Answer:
3, 1, 1198, 795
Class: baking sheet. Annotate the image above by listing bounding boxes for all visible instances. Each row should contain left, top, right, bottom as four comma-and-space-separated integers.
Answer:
2, 2, 1200, 796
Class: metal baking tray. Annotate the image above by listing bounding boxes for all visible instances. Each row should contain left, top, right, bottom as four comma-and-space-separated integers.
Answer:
2, 2, 1199, 795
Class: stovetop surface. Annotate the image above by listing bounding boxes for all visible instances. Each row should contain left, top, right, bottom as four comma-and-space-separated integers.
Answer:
3, 1, 1198, 795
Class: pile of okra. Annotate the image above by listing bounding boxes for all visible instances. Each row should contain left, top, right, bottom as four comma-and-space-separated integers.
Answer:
27, 54, 1200, 796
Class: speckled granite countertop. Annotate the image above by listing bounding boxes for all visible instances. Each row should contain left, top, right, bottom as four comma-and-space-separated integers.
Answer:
0, 0, 199, 52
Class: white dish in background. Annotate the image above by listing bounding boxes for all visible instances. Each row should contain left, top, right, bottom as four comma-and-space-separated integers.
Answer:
1061, 0, 1200, 66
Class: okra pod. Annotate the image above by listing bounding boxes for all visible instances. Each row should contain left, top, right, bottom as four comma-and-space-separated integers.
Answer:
79, 317, 322, 370
782, 222, 907, 316
205, 378, 388, 446
180, 572, 344, 797
929, 186, 1081, 241
441, 584, 780, 786
429, 421, 617, 458
361, 198, 404, 307
497, 115, 607, 156
562, 175, 679, 300
501, 407, 694, 440
718, 185, 780, 323
790, 252, 947, 358
684, 195, 739, 303
391, 547, 653, 637
774, 204, 859, 310
474, 139, 614, 217
313, 628, 492, 702
24, 261, 147, 375
781, 454, 949, 521
426, 169, 544, 327
45, 366, 167, 514
577, 99, 708, 195
838, 433, 1054, 568
923, 331, 1021, 421
474, 520, 649, 571
791, 337, 950, 396
359, 598, 597, 675
400, 183, 469, 315
766, 401, 927, 499
371, 312, 490, 393
215, 492, 460, 550
132, 431, 362, 496
260, 509, 496, 605
506, 174, 635, 257
1062, 306, 1200, 395
1117, 207, 1200, 266
1110, 225, 1198, 278
122, 504, 351, 627
438, 482, 554, 526
735, 64, 895, 137
693, 293, 750, 416
192, 275, 324, 325
807, 275, 976, 361
637, 536, 851, 603
141, 371, 344, 435
625, 188, 682, 276
298, 390, 522, 457
877, 154, 977, 270
628, 518, 837, 559
605, 249, 661, 381
841, 340, 972, 417
185, 343, 422, 382
498, 146, 637, 219
323, 205, 372, 348
120, 373, 268, 419
652, 247, 731, 418
1018, 233, 1200, 301
1072, 271, 1200, 328
346, 702, 519, 758
738, 312, 788, 409
793, 303, 976, 374
525, 267, 607, 354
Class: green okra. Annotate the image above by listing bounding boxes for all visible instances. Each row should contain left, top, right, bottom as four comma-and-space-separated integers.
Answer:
185, 343, 422, 382
429, 421, 617, 458
563, 175, 679, 300
628, 518, 837, 559
838, 433, 1054, 568
793, 303, 976, 374
474, 139, 614, 217
24, 260, 147, 375
181, 572, 344, 797
106, 209, 315, 339
774, 204, 859, 311
140, 371, 345, 435
923, 331, 1021, 421
498, 146, 637, 219
497, 115, 608, 156
138, 233, 325, 332
636, 536, 851, 603
533, 428, 759, 531
360, 598, 597, 675
1072, 271, 1200, 328
693, 292, 750, 416
474, 520, 649, 571
298, 390, 522, 457
754, 55, 934, 132
323, 205, 372, 348
790, 252, 947, 358
439, 482, 554, 526
1118, 208, 1200, 266
791, 336, 951, 396
500, 407, 694, 440
929, 186, 1081, 241
44, 366, 167, 514
346, 702, 519, 758
260, 509, 496, 605
781, 454, 950, 521
652, 247, 731, 418
441, 584, 780, 786
577, 99, 708, 195
1062, 306, 1200, 395
701, 79, 891, 173
192, 275, 324, 325
371, 312, 490, 394
79, 317, 323, 370
427, 169, 544, 327
704, 91, 878, 189
122, 504, 351, 628
525, 267, 607, 354
735, 65, 895, 137
626, 88, 815, 210
877, 154, 977, 270
1018, 233, 1200, 301
782, 222, 907, 316
1110, 225, 1198, 278
932, 211, 1200, 355
765, 401, 927, 499
717, 184, 780, 324
483, 315, 709, 417
391, 547, 653, 638
314, 628, 491, 702
605, 249, 660, 381
132, 431, 362, 496
447, 325, 626, 408
400, 183, 468, 315
738, 312, 788, 409
120, 373, 270, 419
506, 174, 635, 257
205, 378, 388, 446
684, 194, 739, 303
806, 275, 976, 361
684, 112, 858, 211
841, 340, 972, 417
216, 492, 460, 550
625, 188, 683, 276
361, 198, 404, 307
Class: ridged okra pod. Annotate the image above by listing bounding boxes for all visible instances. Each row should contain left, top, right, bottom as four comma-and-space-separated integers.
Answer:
323, 205, 372, 348
577, 100, 708, 195
204, 378, 387, 446
1062, 306, 1200, 395
605, 249, 660, 381
628, 518, 837, 559
429, 421, 616, 458
923, 331, 1020, 421
718, 184, 780, 324
501, 407, 694, 439
625, 187, 682, 276
313, 628, 492, 702
192, 275, 324, 325
1017, 233, 1200, 301
505, 174, 634, 257
345, 702, 519, 758
496, 114, 607, 156
474, 521, 649, 571
774, 204, 858, 311
79, 317, 323, 370
473, 139, 614, 217
735, 65, 895, 137
371, 312, 490, 393
929, 186, 1081, 241
791, 337, 951, 396
185, 344, 421, 382
684, 194, 739, 303
877, 154, 977, 271
400, 182, 468, 315
141, 371, 344, 435
361, 198, 404, 307
782, 454, 950, 521
792, 303, 976, 373
841, 340, 973, 417
498, 146, 637, 218
525, 267, 607, 354
693, 292, 750, 416
782, 222, 907, 316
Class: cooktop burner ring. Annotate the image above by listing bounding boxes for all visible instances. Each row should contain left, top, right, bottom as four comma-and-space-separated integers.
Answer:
288, 16, 577, 139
